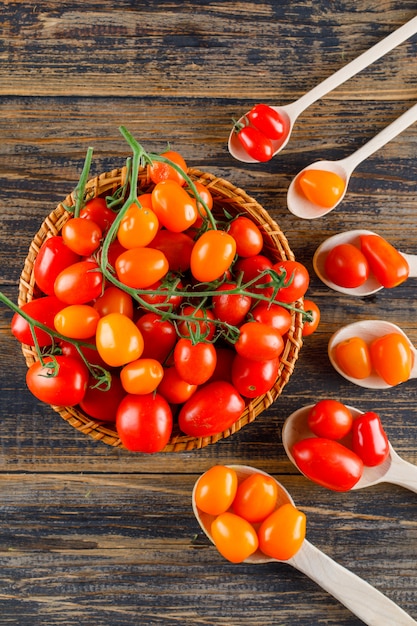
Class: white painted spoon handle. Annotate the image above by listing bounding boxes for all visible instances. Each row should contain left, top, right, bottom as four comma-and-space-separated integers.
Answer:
401, 252, 417, 278
387, 454, 417, 493
290, 540, 416, 625
341, 101, 417, 171
289, 16, 417, 118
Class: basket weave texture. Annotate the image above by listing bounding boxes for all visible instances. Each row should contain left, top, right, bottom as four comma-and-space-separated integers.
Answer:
18, 166, 304, 452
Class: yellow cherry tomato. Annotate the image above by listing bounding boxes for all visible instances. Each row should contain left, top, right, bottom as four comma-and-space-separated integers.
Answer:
297, 169, 345, 208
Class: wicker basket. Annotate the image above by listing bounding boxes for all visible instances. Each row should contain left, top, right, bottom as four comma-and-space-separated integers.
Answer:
18, 165, 304, 452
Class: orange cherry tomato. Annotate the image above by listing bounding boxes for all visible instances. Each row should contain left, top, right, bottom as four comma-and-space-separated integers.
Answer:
54, 304, 100, 340
258, 503, 306, 561
115, 247, 169, 289
370, 332, 413, 386
188, 181, 213, 226
151, 180, 197, 232
302, 299, 320, 336
96, 313, 144, 367
360, 233, 409, 288
120, 358, 164, 394
117, 202, 159, 249
227, 216, 263, 258
190, 230, 237, 282
334, 336, 373, 379
148, 150, 188, 186
235, 321, 284, 361
194, 465, 238, 516
297, 169, 345, 208
232, 473, 278, 523
93, 286, 134, 319
61, 217, 102, 256
157, 366, 197, 404
211, 512, 259, 563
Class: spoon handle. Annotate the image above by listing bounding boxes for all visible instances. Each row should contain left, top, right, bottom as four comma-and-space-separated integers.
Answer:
290, 540, 416, 625
289, 16, 417, 118
401, 252, 417, 278
387, 455, 417, 493
340, 101, 417, 172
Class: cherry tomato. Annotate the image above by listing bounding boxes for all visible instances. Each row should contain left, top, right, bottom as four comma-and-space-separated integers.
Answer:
369, 332, 413, 386
258, 503, 306, 561
148, 150, 187, 186
234, 254, 273, 292
54, 260, 103, 305
96, 313, 144, 367
174, 338, 217, 385
194, 465, 238, 516
297, 169, 345, 208
157, 366, 197, 404
116, 393, 173, 453
178, 381, 245, 437
136, 312, 177, 363
247, 103, 288, 141
235, 321, 284, 361
11, 296, 66, 347
34, 236, 80, 296
271, 260, 310, 303
59, 338, 107, 369
302, 299, 320, 337
117, 202, 159, 249
61, 217, 102, 256
235, 125, 274, 162
292, 437, 364, 491
211, 512, 259, 563
231, 355, 279, 398
150, 229, 194, 272
227, 216, 263, 257
176, 306, 216, 341
79, 197, 117, 233
360, 233, 409, 288
352, 412, 389, 467
212, 283, 252, 327
151, 180, 197, 232
251, 302, 292, 336
207, 347, 235, 384
79, 374, 126, 422
187, 181, 213, 226
307, 400, 353, 440
334, 336, 372, 380
190, 230, 237, 283
120, 358, 164, 395
115, 247, 169, 289
54, 304, 100, 339
232, 473, 278, 523
324, 244, 369, 288
93, 286, 134, 319
26, 355, 89, 406
140, 279, 184, 312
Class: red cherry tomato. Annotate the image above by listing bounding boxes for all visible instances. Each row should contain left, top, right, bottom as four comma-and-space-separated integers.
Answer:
61, 217, 102, 256
247, 104, 288, 141
324, 244, 369, 288
258, 503, 306, 560
360, 233, 409, 288
79, 197, 117, 233
115, 247, 169, 289
235, 321, 284, 361
292, 437, 364, 492
231, 355, 279, 398
11, 296, 66, 347
140, 279, 184, 312
251, 302, 292, 336
176, 306, 216, 341
26, 355, 89, 406
34, 236, 80, 296
232, 473, 278, 523
369, 333, 413, 386
302, 299, 320, 337
174, 338, 217, 385
351, 412, 390, 467
234, 254, 273, 292
235, 125, 274, 162
271, 260, 310, 303
54, 260, 103, 304
212, 283, 252, 327
194, 465, 238, 516
211, 512, 259, 563
227, 216, 263, 257
151, 180, 197, 232
136, 312, 177, 363
79, 374, 126, 422
156, 366, 197, 404
150, 230, 194, 272
190, 230, 236, 283
116, 393, 173, 453
307, 400, 353, 440
93, 286, 134, 319
178, 381, 245, 437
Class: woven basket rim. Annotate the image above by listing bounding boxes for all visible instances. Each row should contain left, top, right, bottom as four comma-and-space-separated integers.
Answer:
18, 165, 304, 453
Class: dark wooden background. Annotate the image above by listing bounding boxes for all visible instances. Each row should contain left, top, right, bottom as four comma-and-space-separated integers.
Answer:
1, 2, 417, 624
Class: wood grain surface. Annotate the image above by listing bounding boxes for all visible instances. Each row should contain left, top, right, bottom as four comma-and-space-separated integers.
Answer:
1, 1, 417, 624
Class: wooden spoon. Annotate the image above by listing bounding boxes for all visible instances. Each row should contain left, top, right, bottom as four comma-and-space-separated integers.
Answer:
192, 464, 417, 625
282, 405, 417, 493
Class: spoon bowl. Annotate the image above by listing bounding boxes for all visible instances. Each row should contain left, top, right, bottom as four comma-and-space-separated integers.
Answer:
328, 319, 417, 389
282, 405, 417, 493
228, 16, 417, 163
287, 101, 417, 219
192, 464, 417, 625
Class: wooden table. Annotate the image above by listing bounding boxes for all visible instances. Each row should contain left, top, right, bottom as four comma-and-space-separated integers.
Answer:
1, 2, 416, 624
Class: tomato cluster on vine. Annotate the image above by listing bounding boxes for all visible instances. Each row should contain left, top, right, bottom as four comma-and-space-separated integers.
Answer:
6, 128, 316, 453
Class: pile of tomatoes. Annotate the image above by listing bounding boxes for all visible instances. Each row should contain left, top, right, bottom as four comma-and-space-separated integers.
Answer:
9, 136, 318, 453
194, 465, 306, 563
292, 400, 390, 492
